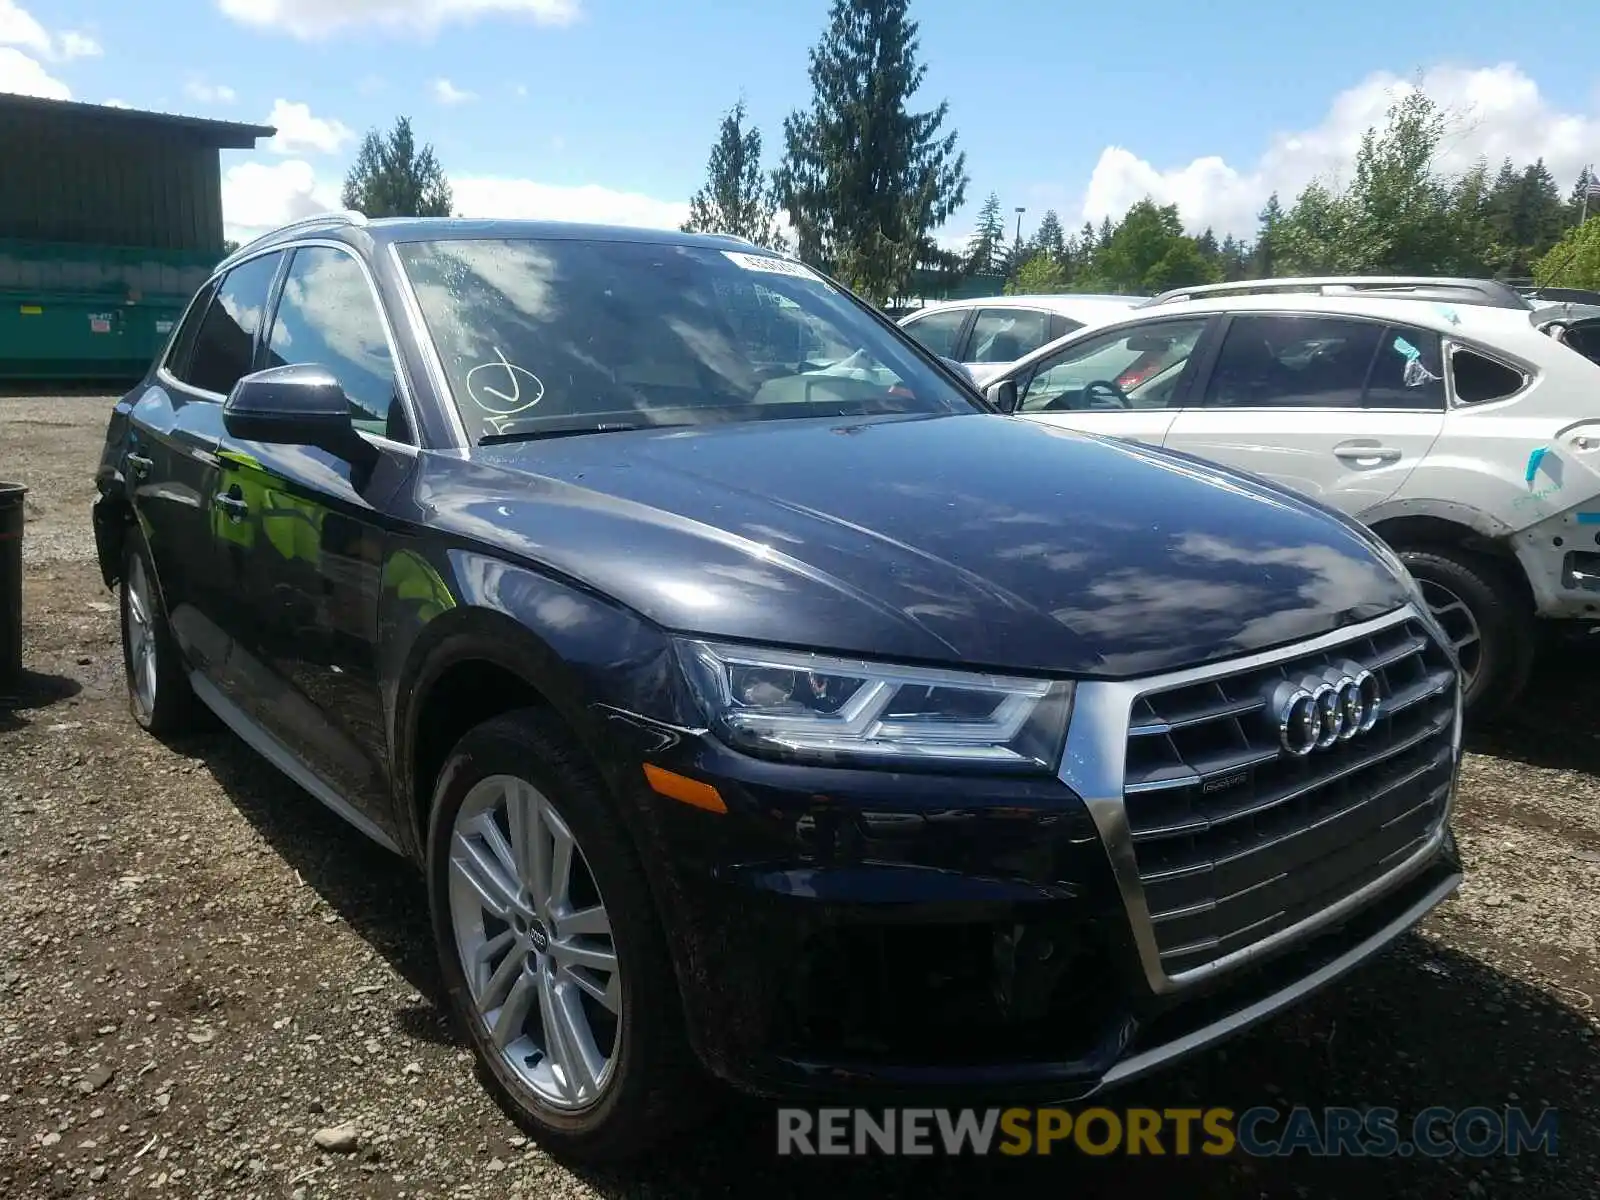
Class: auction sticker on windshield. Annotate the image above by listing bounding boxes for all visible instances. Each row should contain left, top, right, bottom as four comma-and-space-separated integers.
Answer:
723, 251, 825, 283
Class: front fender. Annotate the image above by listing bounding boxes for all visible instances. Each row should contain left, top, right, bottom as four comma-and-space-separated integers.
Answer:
379, 546, 691, 843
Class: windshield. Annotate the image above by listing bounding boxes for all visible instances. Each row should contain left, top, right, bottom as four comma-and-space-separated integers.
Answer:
395, 238, 980, 444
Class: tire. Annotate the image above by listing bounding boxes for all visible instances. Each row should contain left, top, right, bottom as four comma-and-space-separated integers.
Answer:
1397, 546, 1534, 721
425, 708, 708, 1161
119, 532, 206, 736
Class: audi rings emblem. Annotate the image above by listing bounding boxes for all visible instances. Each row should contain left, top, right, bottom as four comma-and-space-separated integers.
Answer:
1267, 661, 1381, 757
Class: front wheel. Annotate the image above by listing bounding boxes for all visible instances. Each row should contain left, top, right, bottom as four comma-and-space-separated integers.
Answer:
1398, 547, 1534, 721
425, 708, 707, 1161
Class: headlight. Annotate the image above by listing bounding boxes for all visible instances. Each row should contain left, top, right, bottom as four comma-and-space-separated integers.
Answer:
676, 639, 1074, 771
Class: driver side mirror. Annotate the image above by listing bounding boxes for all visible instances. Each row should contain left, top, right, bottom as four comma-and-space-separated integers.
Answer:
986, 379, 1019, 413
223, 364, 376, 467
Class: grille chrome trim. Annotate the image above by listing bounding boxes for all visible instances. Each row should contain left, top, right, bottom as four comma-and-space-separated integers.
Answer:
1059, 605, 1460, 996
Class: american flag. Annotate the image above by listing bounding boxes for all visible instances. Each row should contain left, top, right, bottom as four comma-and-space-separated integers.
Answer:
1588, 180, 1600, 201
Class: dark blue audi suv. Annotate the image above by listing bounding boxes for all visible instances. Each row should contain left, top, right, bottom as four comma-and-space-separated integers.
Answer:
93, 213, 1464, 1160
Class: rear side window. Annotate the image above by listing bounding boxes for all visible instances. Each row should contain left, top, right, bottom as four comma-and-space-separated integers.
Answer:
1362, 325, 1446, 410
968, 308, 1052, 364
1050, 313, 1084, 341
163, 279, 216, 379
1451, 348, 1526, 405
181, 252, 283, 396
902, 308, 968, 358
1203, 314, 1444, 410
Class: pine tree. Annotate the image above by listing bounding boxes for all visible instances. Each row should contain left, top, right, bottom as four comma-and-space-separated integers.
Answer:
965, 192, 1006, 274
1029, 209, 1066, 260
1570, 167, 1597, 223
1519, 159, 1566, 262
682, 100, 787, 250
774, 0, 968, 303
1217, 233, 1251, 281
1486, 158, 1521, 247
1446, 158, 1502, 276
1255, 193, 1283, 277
340, 117, 452, 218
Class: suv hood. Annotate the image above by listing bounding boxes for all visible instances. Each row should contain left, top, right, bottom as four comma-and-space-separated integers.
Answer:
427, 414, 1408, 678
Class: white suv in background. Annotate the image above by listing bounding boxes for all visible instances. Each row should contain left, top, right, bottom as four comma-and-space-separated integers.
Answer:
976, 277, 1600, 718
899, 293, 1141, 379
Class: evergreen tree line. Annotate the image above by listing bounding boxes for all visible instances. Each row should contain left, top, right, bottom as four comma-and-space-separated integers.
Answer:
679, 6, 1600, 300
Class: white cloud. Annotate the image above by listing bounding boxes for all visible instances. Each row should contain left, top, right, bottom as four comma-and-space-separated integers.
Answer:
0, 46, 68, 99
265, 98, 353, 155
185, 79, 238, 105
451, 176, 689, 230
431, 77, 474, 105
0, 2, 101, 62
0, 0, 48, 56
221, 158, 340, 244
58, 30, 100, 59
217, 0, 580, 40
1080, 63, 1600, 239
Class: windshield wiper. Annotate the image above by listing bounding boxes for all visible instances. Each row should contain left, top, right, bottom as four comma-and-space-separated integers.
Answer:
478, 422, 670, 446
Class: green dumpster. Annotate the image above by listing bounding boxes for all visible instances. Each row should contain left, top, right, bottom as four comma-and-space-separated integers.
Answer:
0, 240, 212, 382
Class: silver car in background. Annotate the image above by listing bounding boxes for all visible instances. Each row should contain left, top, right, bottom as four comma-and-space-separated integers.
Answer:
899, 293, 1142, 381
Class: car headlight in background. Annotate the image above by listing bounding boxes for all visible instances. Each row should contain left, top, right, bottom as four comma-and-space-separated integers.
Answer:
677, 639, 1074, 771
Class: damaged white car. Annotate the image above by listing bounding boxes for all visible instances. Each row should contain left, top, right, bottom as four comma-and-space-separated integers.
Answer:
976, 277, 1600, 718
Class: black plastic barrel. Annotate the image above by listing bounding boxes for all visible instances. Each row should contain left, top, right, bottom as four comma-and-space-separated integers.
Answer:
0, 482, 24, 697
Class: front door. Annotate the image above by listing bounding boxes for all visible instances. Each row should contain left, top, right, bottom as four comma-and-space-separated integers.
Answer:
1163, 312, 1446, 515
212, 243, 416, 836
1012, 316, 1214, 447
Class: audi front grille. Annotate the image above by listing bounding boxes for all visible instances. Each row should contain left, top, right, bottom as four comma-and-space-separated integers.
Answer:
1059, 605, 1459, 993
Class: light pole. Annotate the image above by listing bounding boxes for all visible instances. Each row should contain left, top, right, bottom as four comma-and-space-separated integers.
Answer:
1014, 207, 1026, 248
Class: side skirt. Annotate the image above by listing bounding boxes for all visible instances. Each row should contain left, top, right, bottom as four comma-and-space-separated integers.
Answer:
189, 671, 404, 856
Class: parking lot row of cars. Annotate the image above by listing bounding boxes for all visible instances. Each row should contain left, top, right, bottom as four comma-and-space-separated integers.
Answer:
901, 279, 1600, 718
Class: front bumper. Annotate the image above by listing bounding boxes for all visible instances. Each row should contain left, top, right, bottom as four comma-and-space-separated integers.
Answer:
619, 735, 1461, 1103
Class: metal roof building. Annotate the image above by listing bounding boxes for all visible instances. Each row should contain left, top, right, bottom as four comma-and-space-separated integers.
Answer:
0, 95, 274, 381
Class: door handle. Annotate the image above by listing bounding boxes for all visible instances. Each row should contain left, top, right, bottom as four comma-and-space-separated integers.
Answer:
126, 453, 154, 479
214, 491, 249, 521
1333, 442, 1402, 465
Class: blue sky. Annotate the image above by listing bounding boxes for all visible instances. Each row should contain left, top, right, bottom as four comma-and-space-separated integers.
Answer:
6, 0, 1600, 245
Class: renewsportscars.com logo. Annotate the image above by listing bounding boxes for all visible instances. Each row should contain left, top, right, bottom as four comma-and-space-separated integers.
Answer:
776, 1106, 1560, 1158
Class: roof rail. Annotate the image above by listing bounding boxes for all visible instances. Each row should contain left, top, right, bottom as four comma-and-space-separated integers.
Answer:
1139, 276, 1532, 311
223, 209, 367, 263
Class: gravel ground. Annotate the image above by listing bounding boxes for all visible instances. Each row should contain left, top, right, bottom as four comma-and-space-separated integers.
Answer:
2, 393, 1598, 1198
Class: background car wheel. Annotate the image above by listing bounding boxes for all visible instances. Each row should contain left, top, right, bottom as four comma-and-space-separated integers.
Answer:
1397, 546, 1534, 721
426, 708, 708, 1161
120, 534, 205, 735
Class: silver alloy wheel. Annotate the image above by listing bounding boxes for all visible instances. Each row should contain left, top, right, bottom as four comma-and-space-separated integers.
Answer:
1417, 578, 1483, 689
124, 555, 158, 717
448, 775, 621, 1110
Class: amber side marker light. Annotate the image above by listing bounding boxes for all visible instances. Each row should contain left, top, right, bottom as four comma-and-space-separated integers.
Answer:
643, 764, 727, 814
